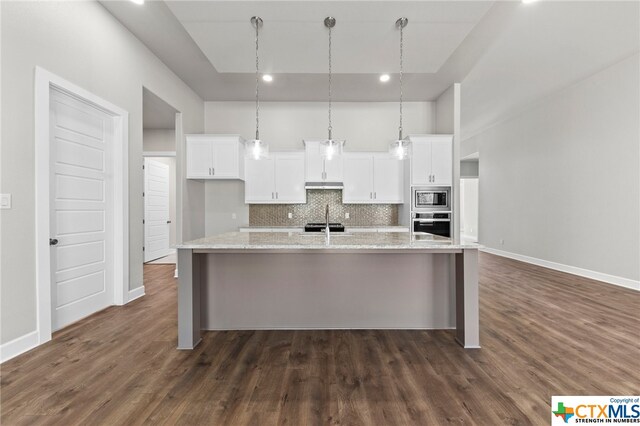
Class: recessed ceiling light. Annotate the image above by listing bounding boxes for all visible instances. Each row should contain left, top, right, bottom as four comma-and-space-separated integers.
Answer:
379, 74, 390, 83
130, 0, 144, 4
522, 0, 538, 4
262, 74, 273, 82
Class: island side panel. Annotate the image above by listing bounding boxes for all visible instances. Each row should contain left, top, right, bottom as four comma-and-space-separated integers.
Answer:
200, 252, 455, 330
177, 248, 202, 349
455, 249, 480, 348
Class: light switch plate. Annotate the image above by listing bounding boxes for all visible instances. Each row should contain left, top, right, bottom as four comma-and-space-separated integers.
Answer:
345, 212, 350, 219
0, 194, 11, 209
288, 212, 292, 219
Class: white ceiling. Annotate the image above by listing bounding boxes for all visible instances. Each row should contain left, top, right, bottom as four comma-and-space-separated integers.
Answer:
167, 1, 492, 74
99, 0, 502, 101
101, 1, 640, 139
461, 0, 640, 139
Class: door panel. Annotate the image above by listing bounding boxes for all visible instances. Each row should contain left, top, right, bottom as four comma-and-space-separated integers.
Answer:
186, 139, 213, 178
304, 141, 324, 181
144, 158, 170, 262
343, 154, 374, 203
274, 154, 306, 203
50, 89, 113, 331
373, 156, 404, 203
431, 137, 453, 185
410, 139, 431, 185
245, 157, 276, 203
212, 141, 238, 178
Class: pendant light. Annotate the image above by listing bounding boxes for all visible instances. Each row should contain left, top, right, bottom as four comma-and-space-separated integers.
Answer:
247, 16, 269, 160
389, 17, 410, 160
321, 16, 344, 161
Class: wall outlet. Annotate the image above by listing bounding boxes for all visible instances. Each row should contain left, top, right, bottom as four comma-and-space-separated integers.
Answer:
0, 193, 11, 209
288, 212, 292, 219
345, 212, 350, 219
231, 213, 237, 220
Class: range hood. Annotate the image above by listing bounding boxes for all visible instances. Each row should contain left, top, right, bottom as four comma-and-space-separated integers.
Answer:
305, 181, 344, 190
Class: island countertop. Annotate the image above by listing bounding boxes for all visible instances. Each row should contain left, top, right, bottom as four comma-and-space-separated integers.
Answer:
177, 231, 481, 251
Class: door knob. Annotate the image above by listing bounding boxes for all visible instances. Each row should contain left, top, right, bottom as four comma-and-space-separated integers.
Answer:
49, 238, 59, 246
166, 220, 172, 224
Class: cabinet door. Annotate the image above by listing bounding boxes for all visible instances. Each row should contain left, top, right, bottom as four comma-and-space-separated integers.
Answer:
244, 157, 275, 203
342, 154, 374, 203
410, 139, 432, 185
186, 139, 213, 178
324, 155, 343, 181
212, 140, 239, 178
304, 141, 324, 181
430, 137, 453, 185
373, 155, 404, 203
274, 154, 306, 203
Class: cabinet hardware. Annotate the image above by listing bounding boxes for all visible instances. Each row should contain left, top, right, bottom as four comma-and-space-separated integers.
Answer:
212, 168, 215, 176
374, 192, 377, 200
276, 192, 279, 199
167, 220, 172, 224
370, 192, 373, 199
271, 192, 274, 199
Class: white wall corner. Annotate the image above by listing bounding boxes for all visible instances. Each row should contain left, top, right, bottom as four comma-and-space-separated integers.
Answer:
128, 286, 146, 303
0, 330, 39, 364
481, 247, 640, 291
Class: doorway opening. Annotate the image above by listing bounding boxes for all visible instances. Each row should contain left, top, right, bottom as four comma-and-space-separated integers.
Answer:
142, 88, 178, 268
460, 154, 479, 244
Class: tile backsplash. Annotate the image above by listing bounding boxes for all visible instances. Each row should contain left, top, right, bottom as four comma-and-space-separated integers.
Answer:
249, 190, 398, 226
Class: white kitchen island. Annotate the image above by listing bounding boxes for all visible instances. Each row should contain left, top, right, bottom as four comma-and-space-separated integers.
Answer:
177, 232, 480, 349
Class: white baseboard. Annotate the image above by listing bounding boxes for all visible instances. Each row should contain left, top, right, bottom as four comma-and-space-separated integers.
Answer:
0, 330, 39, 364
127, 286, 145, 302
481, 247, 640, 291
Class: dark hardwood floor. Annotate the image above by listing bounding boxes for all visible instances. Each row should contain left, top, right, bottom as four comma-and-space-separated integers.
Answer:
1, 253, 638, 425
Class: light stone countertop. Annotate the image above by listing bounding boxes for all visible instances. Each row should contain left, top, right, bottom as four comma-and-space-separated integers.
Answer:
178, 231, 481, 251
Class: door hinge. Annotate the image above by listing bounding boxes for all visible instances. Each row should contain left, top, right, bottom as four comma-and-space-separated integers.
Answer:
143, 191, 145, 197
143, 247, 145, 251
142, 164, 145, 170
143, 219, 145, 224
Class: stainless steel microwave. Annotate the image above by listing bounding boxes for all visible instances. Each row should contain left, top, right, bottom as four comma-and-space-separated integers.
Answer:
413, 187, 451, 212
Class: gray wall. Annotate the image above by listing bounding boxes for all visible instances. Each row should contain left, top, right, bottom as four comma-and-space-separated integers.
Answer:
203, 101, 436, 232
461, 160, 479, 178
143, 129, 176, 152
464, 53, 640, 282
0, 1, 204, 344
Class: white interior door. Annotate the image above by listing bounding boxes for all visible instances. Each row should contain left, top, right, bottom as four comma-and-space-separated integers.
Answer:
144, 158, 170, 262
50, 89, 114, 331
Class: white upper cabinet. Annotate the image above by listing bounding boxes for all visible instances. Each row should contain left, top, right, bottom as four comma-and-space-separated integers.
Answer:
245, 152, 306, 204
343, 153, 404, 204
373, 155, 404, 203
409, 135, 452, 186
343, 154, 374, 203
304, 140, 343, 182
186, 135, 245, 180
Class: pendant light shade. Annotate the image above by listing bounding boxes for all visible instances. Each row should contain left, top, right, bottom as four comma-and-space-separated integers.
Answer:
389, 17, 409, 160
247, 16, 269, 160
321, 16, 344, 160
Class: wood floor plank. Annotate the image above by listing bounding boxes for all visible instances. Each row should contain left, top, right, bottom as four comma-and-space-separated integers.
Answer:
1, 255, 638, 425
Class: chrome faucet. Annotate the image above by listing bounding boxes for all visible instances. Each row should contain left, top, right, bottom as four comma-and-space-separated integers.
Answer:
325, 204, 330, 244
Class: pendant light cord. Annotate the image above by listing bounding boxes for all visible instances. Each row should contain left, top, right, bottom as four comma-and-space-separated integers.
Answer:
255, 18, 260, 141
328, 23, 332, 140
399, 20, 404, 140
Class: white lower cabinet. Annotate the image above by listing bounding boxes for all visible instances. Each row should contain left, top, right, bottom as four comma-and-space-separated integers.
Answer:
343, 153, 404, 204
245, 152, 306, 204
